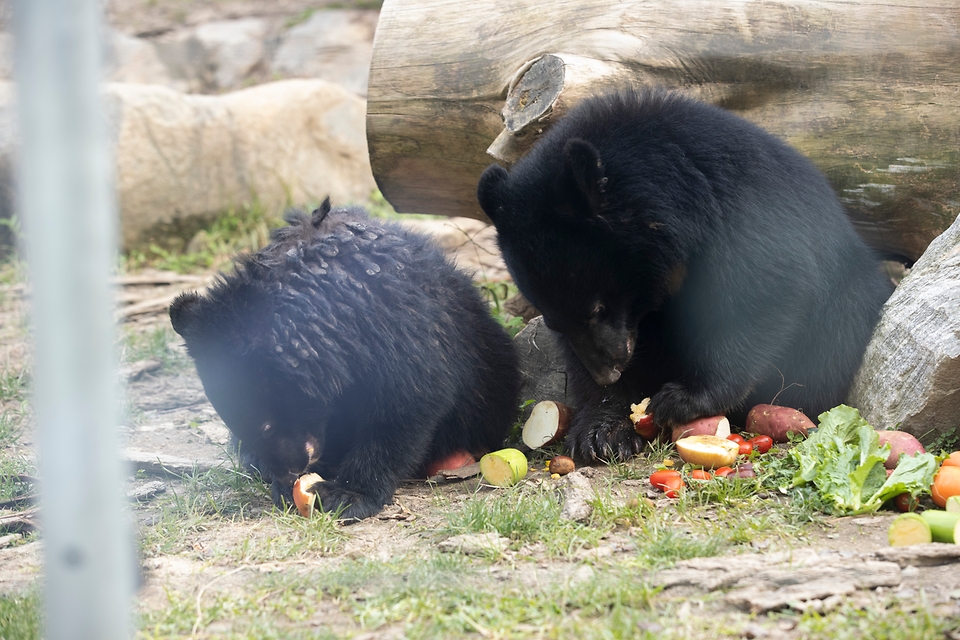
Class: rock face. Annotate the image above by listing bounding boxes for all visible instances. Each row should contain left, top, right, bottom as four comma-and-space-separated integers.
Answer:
513, 317, 574, 413
105, 79, 376, 248
271, 10, 378, 97
847, 213, 960, 447
151, 18, 268, 93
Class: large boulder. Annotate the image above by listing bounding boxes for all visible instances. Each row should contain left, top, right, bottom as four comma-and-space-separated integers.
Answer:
271, 10, 378, 97
848, 214, 960, 448
106, 78, 376, 249
151, 18, 268, 93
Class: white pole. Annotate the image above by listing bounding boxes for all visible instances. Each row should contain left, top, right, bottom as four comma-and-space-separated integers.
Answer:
13, 0, 132, 638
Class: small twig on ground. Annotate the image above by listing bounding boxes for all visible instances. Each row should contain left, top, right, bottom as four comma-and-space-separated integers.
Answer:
192, 565, 250, 637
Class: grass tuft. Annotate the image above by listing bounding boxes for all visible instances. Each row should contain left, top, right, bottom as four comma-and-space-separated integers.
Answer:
0, 589, 41, 640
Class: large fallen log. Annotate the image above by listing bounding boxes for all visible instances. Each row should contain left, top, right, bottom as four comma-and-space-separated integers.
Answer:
367, 0, 960, 262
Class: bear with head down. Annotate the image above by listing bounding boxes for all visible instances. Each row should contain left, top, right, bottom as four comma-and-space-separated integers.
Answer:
478, 89, 892, 462
170, 200, 519, 519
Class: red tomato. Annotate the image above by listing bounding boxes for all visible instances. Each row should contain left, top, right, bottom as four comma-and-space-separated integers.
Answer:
649, 469, 682, 491
747, 435, 773, 454
893, 493, 919, 512
727, 434, 746, 444
662, 475, 685, 498
714, 466, 735, 478
738, 441, 754, 456
690, 469, 713, 480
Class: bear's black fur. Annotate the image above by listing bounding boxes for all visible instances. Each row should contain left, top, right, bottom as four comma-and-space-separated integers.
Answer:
478, 89, 892, 462
170, 201, 520, 519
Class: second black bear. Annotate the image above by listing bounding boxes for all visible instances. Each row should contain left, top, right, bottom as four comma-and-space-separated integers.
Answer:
170, 201, 520, 519
478, 89, 892, 462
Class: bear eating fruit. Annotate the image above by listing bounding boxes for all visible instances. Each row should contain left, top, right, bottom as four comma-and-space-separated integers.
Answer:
170, 200, 520, 520
477, 88, 892, 463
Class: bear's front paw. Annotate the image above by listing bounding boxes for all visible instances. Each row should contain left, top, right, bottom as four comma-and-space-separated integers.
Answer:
648, 382, 712, 428
312, 482, 385, 522
566, 415, 645, 463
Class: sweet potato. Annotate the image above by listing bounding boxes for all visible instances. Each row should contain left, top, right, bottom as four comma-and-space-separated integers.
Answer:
670, 415, 731, 442
745, 404, 813, 442
425, 450, 476, 477
522, 400, 574, 449
876, 431, 926, 470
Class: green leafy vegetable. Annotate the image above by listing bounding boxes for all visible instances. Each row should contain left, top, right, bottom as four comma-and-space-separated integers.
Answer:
765, 405, 937, 515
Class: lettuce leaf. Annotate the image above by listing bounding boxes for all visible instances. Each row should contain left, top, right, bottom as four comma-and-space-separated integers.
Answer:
766, 405, 937, 515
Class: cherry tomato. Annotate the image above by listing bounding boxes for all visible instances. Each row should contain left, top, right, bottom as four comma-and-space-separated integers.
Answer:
649, 469, 682, 491
662, 475, 685, 498
738, 441, 753, 456
690, 469, 713, 481
714, 466, 735, 478
893, 493, 919, 512
727, 434, 746, 444
747, 435, 774, 454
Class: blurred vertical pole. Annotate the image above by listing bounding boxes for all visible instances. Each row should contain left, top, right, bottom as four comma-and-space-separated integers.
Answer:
13, 0, 132, 639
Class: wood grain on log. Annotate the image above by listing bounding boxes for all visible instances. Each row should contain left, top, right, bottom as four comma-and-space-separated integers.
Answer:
367, 0, 960, 261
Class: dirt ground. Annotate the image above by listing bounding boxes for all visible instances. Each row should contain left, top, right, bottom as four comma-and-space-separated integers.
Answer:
1, 215, 960, 637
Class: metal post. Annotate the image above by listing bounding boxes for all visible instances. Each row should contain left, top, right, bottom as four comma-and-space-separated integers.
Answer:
13, 1, 132, 638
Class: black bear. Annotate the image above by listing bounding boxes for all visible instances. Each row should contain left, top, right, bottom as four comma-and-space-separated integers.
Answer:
170, 200, 520, 519
477, 89, 892, 462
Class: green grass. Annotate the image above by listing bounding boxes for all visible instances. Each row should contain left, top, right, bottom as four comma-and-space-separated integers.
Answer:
0, 589, 41, 640
124, 199, 285, 274
794, 598, 958, 639
441, 483, 608, 557
119, 325, 191, 374
136, 459, 345, 562
0, 366, 28, 405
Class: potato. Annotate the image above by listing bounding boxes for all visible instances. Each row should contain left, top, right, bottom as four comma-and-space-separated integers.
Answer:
522, 400, 574, 449
876, 430, 926, 470
547, 455, 576, 476
671, 415, 731, 443
745, 404, 813, 442
674, 435, 740, 469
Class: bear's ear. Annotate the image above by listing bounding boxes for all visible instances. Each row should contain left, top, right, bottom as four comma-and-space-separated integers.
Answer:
563, 138, 606, 216
169, 292, 204, 338
477, 164, 509, 223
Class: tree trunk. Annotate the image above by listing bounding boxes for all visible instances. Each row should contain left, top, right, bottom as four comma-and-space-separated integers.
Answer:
367, 0, 960, 262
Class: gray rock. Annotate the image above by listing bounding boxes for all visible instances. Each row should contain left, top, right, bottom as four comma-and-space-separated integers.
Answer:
272, 10, 378, 96
194, 19, 267, 90
437, 532, 510, 556
847, 213, 960, 447
513, 316, 573, 414
105, 31, 179, 89
153, 18, 268, 92
559, 470, 594, 521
